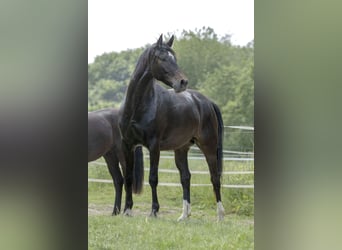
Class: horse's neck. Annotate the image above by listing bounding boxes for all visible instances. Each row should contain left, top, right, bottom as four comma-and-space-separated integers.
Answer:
122, 64, 154, 119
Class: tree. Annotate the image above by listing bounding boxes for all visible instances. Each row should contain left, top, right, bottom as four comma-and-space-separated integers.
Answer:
88, 48, 144, 110
88, 28, 254, 150
173, 27, 232, 90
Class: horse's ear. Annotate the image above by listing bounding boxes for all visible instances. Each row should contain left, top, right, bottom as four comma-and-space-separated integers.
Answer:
157, 34, 163, 47
166, 35, 174, 47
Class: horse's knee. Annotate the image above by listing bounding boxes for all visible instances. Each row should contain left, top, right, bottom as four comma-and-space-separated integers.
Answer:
149, 175, 158, 187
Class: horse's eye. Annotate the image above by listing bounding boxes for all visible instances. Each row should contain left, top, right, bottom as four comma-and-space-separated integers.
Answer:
159, 54, 167, 61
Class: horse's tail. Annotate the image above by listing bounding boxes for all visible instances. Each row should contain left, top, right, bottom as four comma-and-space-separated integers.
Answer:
211, 102, 224, 177
132, 146, 144, 194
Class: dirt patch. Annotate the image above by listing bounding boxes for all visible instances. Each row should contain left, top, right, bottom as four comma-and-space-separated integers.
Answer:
88, 203, 254, 226
88, 204, 113, 216
88, 203, 180, 217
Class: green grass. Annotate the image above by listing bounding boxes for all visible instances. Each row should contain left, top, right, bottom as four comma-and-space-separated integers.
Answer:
88, 214, 253, 250
88, 157, 254, 249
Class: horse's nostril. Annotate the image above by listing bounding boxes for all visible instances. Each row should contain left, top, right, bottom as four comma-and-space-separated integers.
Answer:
180, 79, 188, 86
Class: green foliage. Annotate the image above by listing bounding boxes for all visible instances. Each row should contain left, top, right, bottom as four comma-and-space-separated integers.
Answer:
88, 48, 144, 110
173, 27, 232, 89
88, 27, 254, 150
201, 63, 254, 151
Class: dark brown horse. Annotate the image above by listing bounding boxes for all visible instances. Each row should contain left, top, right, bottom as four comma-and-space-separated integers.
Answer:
119, 35, 224, 221
88, 108, 144, 215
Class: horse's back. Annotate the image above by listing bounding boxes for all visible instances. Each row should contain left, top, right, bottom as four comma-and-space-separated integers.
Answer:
162, 87, 216, 122
152, 86, 216, 149
88, 109, 117, 162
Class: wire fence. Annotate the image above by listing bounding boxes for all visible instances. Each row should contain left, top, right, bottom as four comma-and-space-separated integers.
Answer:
88, 125, 254, 189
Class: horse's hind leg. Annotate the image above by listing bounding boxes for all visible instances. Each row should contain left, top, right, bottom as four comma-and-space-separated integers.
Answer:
104, 149, 123, 215
198, 144, 225, 221
174, 147, 191, 221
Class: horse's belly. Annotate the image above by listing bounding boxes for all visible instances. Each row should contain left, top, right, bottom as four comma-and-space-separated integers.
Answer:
88, 122, 114, 162
157, 119, 198, 150
159, 134, 194, 150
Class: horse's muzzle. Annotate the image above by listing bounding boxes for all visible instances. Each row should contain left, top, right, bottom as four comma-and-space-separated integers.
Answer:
174, 78, 188, 93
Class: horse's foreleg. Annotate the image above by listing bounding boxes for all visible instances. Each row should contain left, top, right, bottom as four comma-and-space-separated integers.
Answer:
174, 148, 191, 221
122, 143, 134, 216
104, 149, 123, 215
148, 141, 160, 217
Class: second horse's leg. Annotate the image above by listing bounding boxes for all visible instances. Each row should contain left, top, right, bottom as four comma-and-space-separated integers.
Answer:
104, 149, 123, 215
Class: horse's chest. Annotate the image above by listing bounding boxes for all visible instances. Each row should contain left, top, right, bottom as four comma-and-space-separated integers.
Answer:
134, 97, 156, 121
127, 108, 156, 142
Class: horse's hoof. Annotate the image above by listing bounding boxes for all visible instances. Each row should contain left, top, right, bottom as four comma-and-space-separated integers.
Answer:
123, 208, 133, 217
112, 208, 120, 216
177, 213, 190, 222
217, 201, 225, 221
149, 210, 158, 218
217, 214, 224, 222
177, 200, 191, 221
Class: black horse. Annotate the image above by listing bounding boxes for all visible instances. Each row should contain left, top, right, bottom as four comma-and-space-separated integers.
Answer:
88, 108, 144, 215
119, 35, 225, 221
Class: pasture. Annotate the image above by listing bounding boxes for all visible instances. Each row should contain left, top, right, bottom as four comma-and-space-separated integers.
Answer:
88, 155, 254, 249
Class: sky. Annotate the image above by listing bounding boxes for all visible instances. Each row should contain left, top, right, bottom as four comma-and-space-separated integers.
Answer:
88, 0, 254, 63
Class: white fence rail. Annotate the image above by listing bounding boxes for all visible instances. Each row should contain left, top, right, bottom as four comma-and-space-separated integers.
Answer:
88, 125, 254, 189
90, 161, 253, 175
89, 155, 254, 189
88, 178, 254, 189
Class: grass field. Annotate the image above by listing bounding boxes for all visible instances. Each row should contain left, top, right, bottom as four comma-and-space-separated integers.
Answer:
88, 156, 254, 249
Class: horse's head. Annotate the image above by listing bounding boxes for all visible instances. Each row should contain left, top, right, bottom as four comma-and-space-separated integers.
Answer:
149, 35, 188, 93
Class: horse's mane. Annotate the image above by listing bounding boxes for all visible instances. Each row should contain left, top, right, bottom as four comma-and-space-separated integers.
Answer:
131, 47, 151, 81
